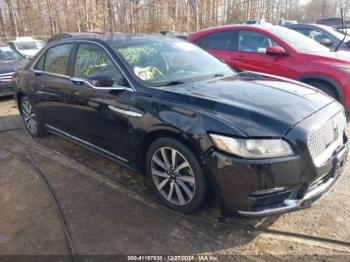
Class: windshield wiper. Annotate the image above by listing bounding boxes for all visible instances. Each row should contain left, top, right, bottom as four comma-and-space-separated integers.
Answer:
162, 80, 185, 86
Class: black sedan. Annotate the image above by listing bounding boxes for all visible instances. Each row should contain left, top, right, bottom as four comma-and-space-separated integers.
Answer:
12, 35, 348, 217
286, 23, 350, 51
0, 44, 27, 97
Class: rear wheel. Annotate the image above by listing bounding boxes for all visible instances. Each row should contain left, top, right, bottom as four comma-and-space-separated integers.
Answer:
146, 137, 206, 214
306, 80, 339, 101
20, 96, 47, 137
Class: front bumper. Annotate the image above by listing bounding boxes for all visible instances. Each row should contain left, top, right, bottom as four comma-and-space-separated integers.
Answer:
204, 102, 348, 217
238, 143, 348, 217
0, 81, 14, 97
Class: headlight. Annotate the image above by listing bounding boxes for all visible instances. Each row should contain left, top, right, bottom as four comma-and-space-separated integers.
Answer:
334, 65, 350, 74
209, 134, 294, 159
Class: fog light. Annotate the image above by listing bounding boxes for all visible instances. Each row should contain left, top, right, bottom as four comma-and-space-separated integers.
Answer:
251, 187, 286, 196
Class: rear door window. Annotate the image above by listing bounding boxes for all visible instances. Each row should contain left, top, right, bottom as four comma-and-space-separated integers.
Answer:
195, 30, 235, 50
37, 44, 73, 75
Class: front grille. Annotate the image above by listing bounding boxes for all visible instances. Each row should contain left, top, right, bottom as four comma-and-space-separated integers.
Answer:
308, 111, 346, 160
0, 72, 14, 82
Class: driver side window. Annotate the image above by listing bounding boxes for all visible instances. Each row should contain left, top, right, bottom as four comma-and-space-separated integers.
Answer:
238, 30, 279, 53
74, 44, 127, 87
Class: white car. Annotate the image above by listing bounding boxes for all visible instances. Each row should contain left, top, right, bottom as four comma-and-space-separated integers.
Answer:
7, 37, 44, 58
280, 20, 298, 26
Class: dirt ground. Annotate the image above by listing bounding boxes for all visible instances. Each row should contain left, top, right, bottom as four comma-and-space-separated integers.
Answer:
1, 97, 350, 261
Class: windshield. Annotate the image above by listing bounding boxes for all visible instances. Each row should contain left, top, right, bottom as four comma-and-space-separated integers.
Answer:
0, 46, 23, 60
14, 41, 40, 50
113, 40, 234, 86
271, 27, 330, 53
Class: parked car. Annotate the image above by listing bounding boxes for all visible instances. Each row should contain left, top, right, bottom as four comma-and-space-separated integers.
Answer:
13, 35, 348, 216
337, 27, 350, 35
189, 25, 350, 109
7, 37, 44, 58
241, 18, 271, 25
286, 23, 350, 51
279, 20, 298, 26
315, 17, 350, 28
159, 30, 188, 40
0, 44, 27, 97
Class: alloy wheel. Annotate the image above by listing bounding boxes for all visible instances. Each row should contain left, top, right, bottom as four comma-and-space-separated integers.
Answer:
151, 147, 196, 206
21, 100, 38, 135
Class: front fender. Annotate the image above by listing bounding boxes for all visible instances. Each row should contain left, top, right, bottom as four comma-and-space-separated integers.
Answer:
127, 93, 245, 170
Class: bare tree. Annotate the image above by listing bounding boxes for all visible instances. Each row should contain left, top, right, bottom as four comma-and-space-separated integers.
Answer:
0, 0, 348, 40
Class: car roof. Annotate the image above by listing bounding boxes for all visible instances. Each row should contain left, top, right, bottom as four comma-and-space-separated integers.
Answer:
47, 32, 103, 43
188, 24, 281, 39
50, 33, 183, 47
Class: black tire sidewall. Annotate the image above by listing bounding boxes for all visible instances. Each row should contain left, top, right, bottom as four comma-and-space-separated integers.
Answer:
146, 137, 206, 214
20, 96, 46, 138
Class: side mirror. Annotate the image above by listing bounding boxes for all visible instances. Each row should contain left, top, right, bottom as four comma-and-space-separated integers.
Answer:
87, 74, 114, 87
266, 46, 288, 56
320, 38, 333, 47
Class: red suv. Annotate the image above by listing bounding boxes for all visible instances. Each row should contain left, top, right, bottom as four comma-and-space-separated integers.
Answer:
188, 25, 350, 109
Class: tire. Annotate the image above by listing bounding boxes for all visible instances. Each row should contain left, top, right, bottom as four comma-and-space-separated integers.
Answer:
20, 96, 47, 138
306, 80, 339, 101
146, 137, 206, 214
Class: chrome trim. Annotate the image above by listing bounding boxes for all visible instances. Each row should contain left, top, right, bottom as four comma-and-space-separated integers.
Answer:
33, 69, 43, 75
45, 124, 128, 163
239, 174, 336, 217
30, 40, 136, 92
0, 72, 14, 77
108, 105, 142, 117
238, 146, 348, 217
32, 68, 70, 79
308, 110, 346, 167
70, 77, 130, 91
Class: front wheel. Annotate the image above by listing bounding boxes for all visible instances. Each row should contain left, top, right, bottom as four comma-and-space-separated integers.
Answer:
146, 137, 206, 214
20, 96, 47, 137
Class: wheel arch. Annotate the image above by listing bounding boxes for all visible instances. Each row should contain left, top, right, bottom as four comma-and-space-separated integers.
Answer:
138, 128, 204, 174
297, 74, 344, 104
138, 128, 220, 208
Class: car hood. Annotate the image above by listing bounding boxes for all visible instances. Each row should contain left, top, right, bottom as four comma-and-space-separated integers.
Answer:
306, 50, 350, 62
0, 59, 27, 74
157, 72, 335, 137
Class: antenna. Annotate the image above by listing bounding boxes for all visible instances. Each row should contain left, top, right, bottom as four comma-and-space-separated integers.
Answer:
335, 8, 346, 52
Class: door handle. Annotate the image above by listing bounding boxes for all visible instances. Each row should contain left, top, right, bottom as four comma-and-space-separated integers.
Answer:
70, 77, 85, 85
